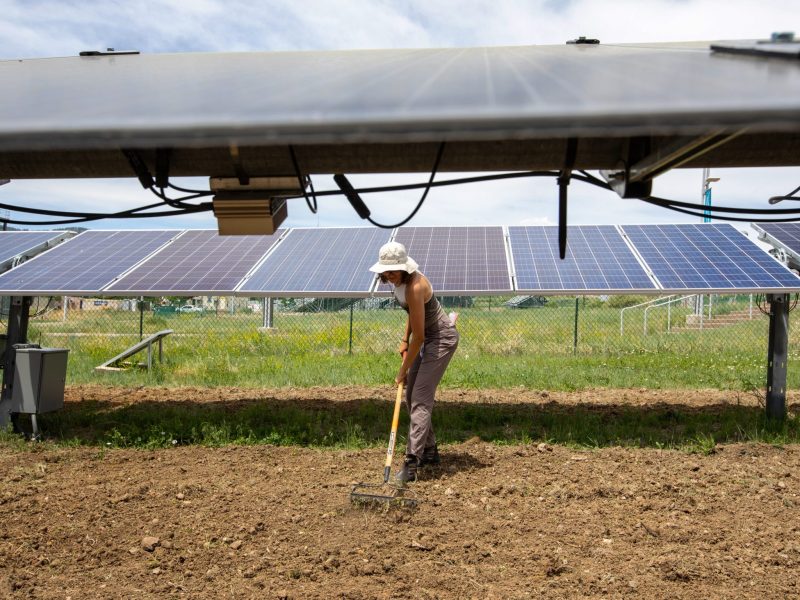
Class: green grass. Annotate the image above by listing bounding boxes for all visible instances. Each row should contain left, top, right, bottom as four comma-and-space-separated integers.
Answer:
8, 392, 799, 452
27, 295, 788, 391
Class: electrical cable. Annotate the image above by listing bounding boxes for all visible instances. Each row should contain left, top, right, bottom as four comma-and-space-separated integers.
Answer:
333, 142, 447, 229
0, 162, 798, 226
768, 184, 800, 204
640, 197, 800, 223
0, 201, 211, 226
365, 142, 445, 228
289, 145, 318, 214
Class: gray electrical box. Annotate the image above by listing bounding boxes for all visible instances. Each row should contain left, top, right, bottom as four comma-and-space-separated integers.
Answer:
10, 345, 69, 414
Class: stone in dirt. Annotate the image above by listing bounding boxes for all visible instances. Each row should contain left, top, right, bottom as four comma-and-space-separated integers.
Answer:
141, 537, 160, 552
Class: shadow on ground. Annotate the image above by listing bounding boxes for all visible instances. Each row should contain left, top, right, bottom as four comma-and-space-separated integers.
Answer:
29, 393, 800, 450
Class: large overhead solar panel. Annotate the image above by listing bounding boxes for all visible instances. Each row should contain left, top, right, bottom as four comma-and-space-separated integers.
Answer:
238, 228, 390, 296
508, 225, 656, 292
0, 230, 178, 295
2, 41, 800, 181
621, 224, 800, 292
0, 231, 71, 271
381, 227, 511, 294
105, 230, 284, 295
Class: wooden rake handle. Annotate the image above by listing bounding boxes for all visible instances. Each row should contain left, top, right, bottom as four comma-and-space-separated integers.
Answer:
383, 382, 404, 483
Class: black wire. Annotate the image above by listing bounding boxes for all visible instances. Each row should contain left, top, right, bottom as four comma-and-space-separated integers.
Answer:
0, 163, 796, 227
769, 184, 800, 202
167, 182, 209, 194
365, 142, 446, 229
646, 195, 800, 215
288, 145, 318, 214
639, 198, 800, 223
0, 203, 211, 226
640, 197, 800, 223
151, 186, 213, 210
304, 170, 569, 198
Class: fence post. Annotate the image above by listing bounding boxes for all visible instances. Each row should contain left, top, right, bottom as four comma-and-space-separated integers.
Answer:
262, 298, 274, 328
573, 296, 579, 355
348, 302, 354, 355
139, 296, 144, 341
667, 301, 671, 332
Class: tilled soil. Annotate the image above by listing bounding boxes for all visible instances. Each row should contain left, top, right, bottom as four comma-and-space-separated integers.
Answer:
1, 386, 799, 599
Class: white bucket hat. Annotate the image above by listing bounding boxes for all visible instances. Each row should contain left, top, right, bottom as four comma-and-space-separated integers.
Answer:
369, 241, 418, 274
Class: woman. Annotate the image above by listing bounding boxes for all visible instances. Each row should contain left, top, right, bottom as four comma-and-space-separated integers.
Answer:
370, 241, 459, 483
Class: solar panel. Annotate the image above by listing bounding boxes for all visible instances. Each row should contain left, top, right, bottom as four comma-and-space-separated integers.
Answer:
0, 231, 69, 270
752, 223, 800, 261
106, 230, 283, 295
238, 228, 390, 295
621, 224, 800, 292
380, 227, 511, 294
2, 41, 799, 176
508, 225, 656, 292
0, 230, 178, 294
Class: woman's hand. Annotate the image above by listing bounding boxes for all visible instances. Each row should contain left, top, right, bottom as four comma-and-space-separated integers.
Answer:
397, 340, 409, 357
395, 367, 407, 385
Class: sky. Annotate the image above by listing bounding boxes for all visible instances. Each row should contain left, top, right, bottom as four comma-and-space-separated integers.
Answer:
1, 0, 798, 237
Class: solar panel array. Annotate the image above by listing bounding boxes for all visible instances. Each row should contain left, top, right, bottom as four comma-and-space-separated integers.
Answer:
107, 230, 282, 295
239, 228, 389, 296
621, 224, 800, 292
382, 227, 511, 294
0, 224, 797, 297
509, 225, 655, 292
0, 230, 178, 294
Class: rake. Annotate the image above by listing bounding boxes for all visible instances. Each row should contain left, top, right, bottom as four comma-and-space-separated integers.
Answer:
350, 382, 418, 509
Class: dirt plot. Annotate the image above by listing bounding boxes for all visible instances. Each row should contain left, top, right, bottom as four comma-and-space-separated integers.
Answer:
1, 386, 800, 599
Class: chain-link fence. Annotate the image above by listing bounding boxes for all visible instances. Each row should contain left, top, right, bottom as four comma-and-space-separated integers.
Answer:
16, 293, 794, 390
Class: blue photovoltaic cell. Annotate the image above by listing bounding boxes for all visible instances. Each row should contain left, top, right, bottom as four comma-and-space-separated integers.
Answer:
379, 227, 511, 294
0, 230, 178, 294
0, 231, 66, 266
239, 228, 390, 294
754, 223, 800, 257
508, 225, 656, 291
106, 230, 283, 294
621, 223, 800, 291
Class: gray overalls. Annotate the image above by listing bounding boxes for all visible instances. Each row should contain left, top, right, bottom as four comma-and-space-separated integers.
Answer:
394, 279, 459, 459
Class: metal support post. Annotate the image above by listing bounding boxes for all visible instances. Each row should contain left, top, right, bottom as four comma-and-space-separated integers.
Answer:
0, 296, 33, 429
766, 293, 789, 420
262, 298, 274, 329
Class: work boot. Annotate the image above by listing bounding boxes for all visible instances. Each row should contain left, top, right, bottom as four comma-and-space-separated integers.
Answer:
420, 444, 441, 467
395, 454, 419, 484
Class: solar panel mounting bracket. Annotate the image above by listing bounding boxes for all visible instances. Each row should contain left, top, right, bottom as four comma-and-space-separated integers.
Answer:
601, 131, 743, 199
599, 137, 653, 199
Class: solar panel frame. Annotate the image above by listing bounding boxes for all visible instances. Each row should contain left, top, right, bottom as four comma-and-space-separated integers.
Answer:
105, 229, 285, 295
374, 226, 512, 296
751, 223, 800, 267
621, 223, 800, 293
237, 227, 391, 296
508, 225, 657, 293
0, 231, 72, 273
0, 230, 181, 295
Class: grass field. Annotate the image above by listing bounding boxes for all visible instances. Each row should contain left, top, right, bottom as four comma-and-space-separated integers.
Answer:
24, 294, 793, 391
